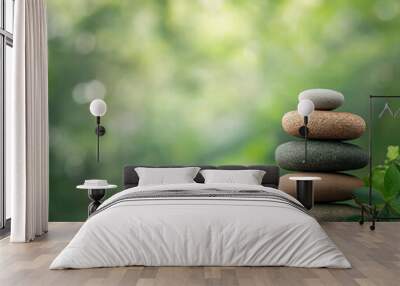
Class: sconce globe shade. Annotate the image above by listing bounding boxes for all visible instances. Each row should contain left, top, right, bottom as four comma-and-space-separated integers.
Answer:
90, 99, 107, 117
297, 99, 315, 117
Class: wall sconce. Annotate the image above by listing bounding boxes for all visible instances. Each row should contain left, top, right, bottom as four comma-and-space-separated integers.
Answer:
89, 99, 107, 162
297, 99, 315, 163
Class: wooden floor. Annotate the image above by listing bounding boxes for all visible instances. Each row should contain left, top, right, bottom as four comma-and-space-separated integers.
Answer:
0, 222, 398, 286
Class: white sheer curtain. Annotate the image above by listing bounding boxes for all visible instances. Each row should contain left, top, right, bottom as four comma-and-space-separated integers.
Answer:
8, 0, 49, 242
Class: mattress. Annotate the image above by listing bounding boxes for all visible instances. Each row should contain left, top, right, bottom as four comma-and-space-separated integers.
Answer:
50, 183, 351, 269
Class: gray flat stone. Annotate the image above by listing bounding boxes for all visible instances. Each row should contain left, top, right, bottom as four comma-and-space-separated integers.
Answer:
275, 140, 368, 172
299, 89, 344, 110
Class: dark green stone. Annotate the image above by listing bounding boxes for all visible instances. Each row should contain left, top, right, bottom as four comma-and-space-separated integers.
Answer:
275, 141, 368, 172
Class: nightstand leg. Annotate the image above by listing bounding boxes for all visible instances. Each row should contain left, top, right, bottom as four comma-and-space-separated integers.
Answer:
88, 189, 106, 216
296, 181, 314, 210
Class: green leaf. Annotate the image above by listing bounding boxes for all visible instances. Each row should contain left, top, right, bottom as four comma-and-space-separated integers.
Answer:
378, 204, 393, 217
385, 196, 400, 215
388, 203, 400, 215
387, 146, 399, 161
371, 168, 385, 192
383, 163, 400, 200
352, 187, 385, 206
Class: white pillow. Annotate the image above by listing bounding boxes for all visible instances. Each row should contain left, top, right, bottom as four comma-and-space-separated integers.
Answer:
135, 167, 201, 186
200, 169, 266, 185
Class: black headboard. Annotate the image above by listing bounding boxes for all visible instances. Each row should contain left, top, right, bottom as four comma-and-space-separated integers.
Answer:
123, 165, 280, 189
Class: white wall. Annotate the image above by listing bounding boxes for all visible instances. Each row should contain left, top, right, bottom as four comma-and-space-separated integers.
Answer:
5, 44, 13, 220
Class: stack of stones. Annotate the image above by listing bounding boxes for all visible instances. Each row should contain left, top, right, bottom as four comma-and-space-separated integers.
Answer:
275, 89, 368, 203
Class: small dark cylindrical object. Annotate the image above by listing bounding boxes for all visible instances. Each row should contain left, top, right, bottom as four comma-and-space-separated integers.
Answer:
88, 189, 106, 216
296, 180, 314, 210
94, 116, 106, 163
95, 125, 106, 136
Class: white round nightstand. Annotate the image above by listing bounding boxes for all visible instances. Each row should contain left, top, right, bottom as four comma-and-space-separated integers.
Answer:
289, 177, 321, 210
77, 183, 117, 216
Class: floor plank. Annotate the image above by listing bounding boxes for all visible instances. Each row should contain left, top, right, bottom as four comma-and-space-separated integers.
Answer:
0, 222, 398, 286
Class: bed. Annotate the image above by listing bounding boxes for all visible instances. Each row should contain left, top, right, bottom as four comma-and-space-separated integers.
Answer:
50, 165, 351, 269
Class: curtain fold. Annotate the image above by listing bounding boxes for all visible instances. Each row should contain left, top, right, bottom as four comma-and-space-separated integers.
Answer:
9, 0, 49, 242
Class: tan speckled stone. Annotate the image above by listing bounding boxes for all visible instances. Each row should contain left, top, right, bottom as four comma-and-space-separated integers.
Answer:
282, 110, 366, 140
279, 172, 364, 203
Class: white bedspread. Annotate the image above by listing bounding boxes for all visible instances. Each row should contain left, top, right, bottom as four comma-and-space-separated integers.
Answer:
50, 183, 351, 269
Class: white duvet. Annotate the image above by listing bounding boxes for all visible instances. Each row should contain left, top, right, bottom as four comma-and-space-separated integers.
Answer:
50, 183, 351, 269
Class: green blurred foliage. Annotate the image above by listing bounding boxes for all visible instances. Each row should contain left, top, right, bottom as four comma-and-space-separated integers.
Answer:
354, 145, 400, 218
48, 0, 400, 221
